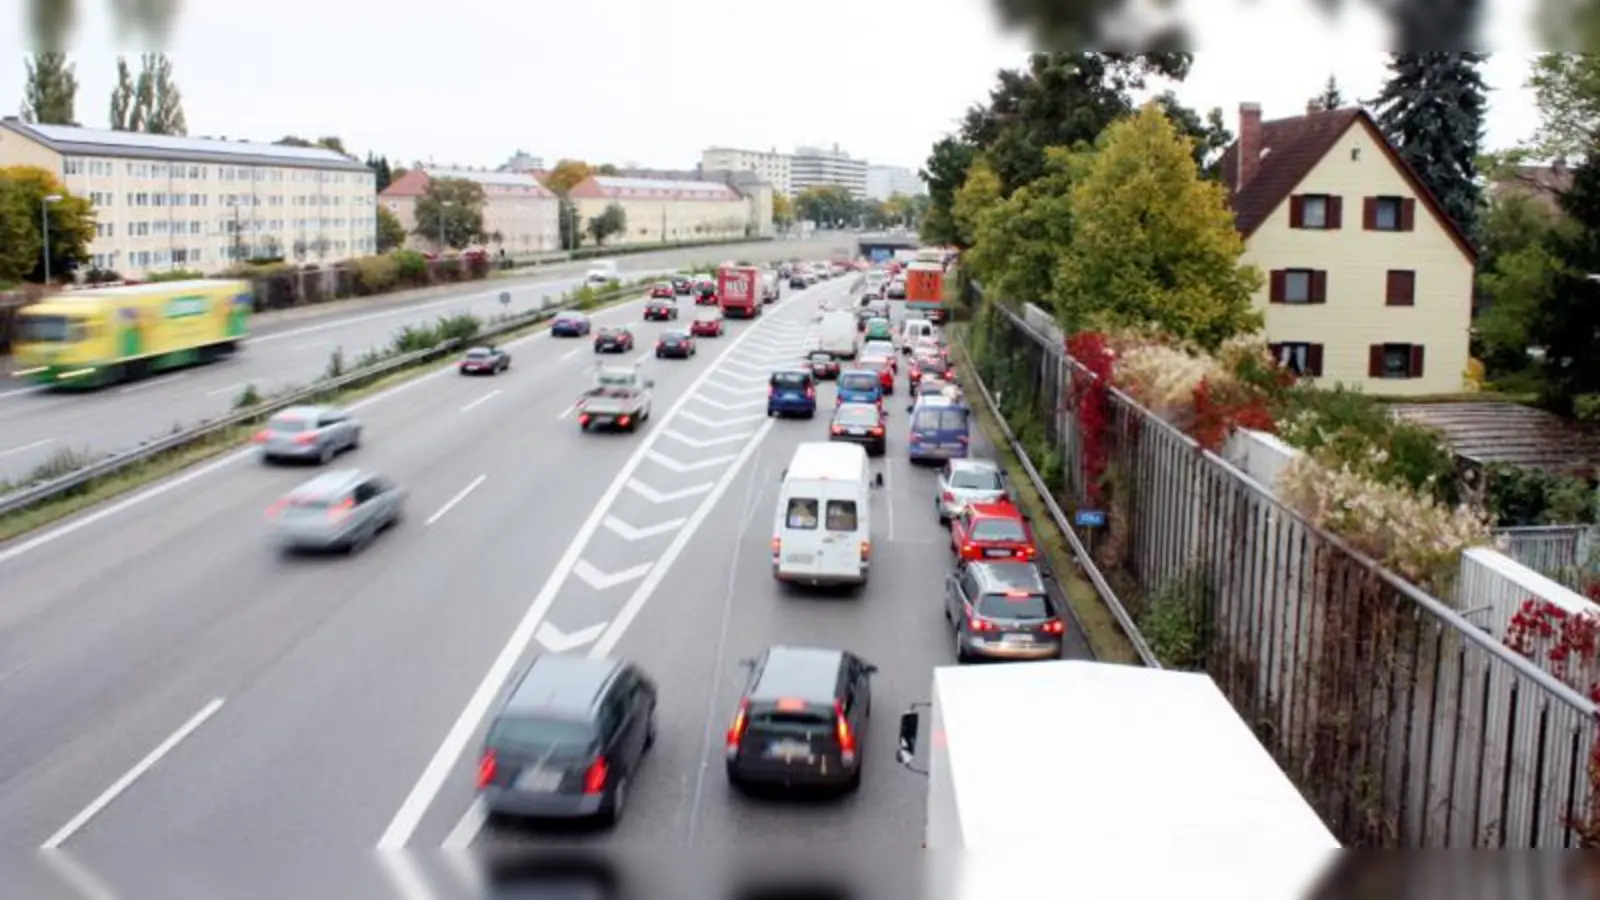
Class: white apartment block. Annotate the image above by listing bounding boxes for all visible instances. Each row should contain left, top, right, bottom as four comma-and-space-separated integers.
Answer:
866, 164, 925, 201
700, 146, 792, 196
791, 144, 868, 200
0, 117, 376, 278
380, 166, 559, 255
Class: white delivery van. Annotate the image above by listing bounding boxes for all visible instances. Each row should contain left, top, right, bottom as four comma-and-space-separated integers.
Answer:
584, 259, 620, 284
900, 318, 937, 350
773, 442, 873, 587
816, 311, 858, 359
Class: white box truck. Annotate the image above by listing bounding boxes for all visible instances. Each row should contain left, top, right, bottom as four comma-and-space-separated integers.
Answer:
816, 310, 857, 359
896, 661, 1339, 899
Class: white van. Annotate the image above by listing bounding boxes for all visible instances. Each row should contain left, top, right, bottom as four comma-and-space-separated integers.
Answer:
817, 311, 858, 359
901, 318, 937, 350
584, 259, 620, 284
773, 442, 873, 587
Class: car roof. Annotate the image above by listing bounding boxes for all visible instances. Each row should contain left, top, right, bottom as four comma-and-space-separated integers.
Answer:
556, 310, 587, 319
750, 646, 845, 703
272, 404, 336, 419
834, 401, 880, 417
599, 324, 629, 331
288, 468, 370, 498
505, 655, 623, 717
838, 369, 880, 379
914, 396, 963, 410
968, 499, 1022, 519
662, 329, 689, 337
950, 458, 1001, 475
968, 560, 1048, 593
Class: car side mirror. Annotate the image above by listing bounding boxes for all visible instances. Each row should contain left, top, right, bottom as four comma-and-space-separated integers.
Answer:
896, 711, 921, 766
863, 664, 878, 675
906, 403, 914, 413
737, 657, 755, 668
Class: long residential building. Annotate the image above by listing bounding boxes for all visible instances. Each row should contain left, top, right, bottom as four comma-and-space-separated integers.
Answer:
791, 144, 868, 200
380, 166, 560, 254
0, 117, 376, 278
699, 147, 793, 196
866, 164, 925, 201
568, 175, 753, 243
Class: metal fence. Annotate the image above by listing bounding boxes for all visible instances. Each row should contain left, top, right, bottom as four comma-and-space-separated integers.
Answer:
968, 298, 1600, 847
1494, 525, 1596, 592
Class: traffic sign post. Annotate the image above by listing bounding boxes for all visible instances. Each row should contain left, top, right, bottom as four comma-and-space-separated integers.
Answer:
1074, 509, 1106, 559
499, 291, 511, 307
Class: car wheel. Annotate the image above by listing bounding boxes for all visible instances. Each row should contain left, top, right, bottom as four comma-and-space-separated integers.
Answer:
349, 428, 362, 450
656, 350, 664, 358
604, 774, 627, 825
318, 444, 334, 465
645, 710, 657, 750
955, 630, 971, 663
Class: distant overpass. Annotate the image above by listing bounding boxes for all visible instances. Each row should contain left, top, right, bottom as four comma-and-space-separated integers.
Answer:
857, 233, 920, 261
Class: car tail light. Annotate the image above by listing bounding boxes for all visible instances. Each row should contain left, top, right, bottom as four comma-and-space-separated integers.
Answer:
1041, 620, 1065, 635
859, 540, 871, 559
253, 429, 270, 443
835, 701, 857, 762
771, 537, 781, 556
476, 751, 497, 789
578, 413, 591, 426
328, 497, 355, 523
869, 426, 884, 436
265, 499, 288, 519
805, 385, 815, 399
831, 425, 845, 435
293, 433, 316, 445
582, 757, 608, 795
1022, 545, 1036, 560
618, 415, 631, 427
768, 385, 777, 396
961, 542, 977, 558
967, 613, 996, 632
726, 699, 749, 754
657, 341, 664, 349
942, 491, 955, 503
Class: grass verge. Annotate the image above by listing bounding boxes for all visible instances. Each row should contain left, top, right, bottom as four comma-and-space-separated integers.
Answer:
952, 337, 1144, 664
0, 288, 647, 544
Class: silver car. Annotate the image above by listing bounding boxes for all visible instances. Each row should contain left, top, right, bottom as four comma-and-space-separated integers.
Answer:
255, 405, 361, 465
267, 469, 405, 553
937, 458, 1008, 521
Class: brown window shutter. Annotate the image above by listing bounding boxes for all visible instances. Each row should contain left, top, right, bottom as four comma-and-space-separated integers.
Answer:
1267, 342, 1281, 361
1408, 344, 1425, 377
1307, 344, 1324, 377
1400, 197, 1416, 230
1310, 270, 1327, 303
1269, 270, 1285, 303
1368, 344, 1384, 377
1326, 196, 1342, 229
1288, 195, 1305, 228
1362, 197, 1377, 229
1386, 270, 1415, 305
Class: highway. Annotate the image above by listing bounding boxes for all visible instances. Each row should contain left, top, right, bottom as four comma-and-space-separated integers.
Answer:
0, 235, 851, 484
0, 267, 1089, 884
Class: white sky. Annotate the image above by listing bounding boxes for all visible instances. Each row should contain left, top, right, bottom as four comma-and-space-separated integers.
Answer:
0, 0, 1542, 174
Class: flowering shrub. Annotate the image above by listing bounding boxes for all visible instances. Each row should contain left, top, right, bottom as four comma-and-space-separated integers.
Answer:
1190, 375, 1277, 451
1112, 341, 1227, 419
1065, 331, 1114, 506
1276, 454, 1492, 588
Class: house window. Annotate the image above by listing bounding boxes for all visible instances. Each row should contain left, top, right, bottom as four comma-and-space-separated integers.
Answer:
1269, 342, 1323, 377
1289, 194, 1340, 229
1369, 343, 1424, 379
1385, 270, 1416, 306
1270, 269, 1326, 304
1364, 195, 1414, 231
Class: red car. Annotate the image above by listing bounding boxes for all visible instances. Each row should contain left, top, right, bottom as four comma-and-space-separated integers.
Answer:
857, 356, 895, 394
644, 299, 678, 321
690, 312, 724, 337
909, 354, 953, 387
949, 501, 1037, 562
649, 282, 675, 299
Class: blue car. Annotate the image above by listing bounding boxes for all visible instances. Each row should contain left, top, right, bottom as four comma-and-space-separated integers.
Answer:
550, 311, 591, 337
835, 370, 883, 407
907, 396, 971, 463
767, 370, 816, 418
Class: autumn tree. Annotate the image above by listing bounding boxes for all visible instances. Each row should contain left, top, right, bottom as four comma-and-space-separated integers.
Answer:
794, 185, 857, 226
950, 156, 1002, 249
544, 159, 594, 195
964, 148, 1079, 305
1052, 103, 1262, 349
412, 177, 486, 250
0, 165, 96, 283
1370, 52, 1487, 236
22, 52, 78, 125
376, 205, 406, 253
771, 193, 794, 231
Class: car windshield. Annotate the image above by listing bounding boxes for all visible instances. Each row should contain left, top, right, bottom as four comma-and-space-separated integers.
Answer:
950, 468, 1002, 490
557, 314, 583, 323
972, 518, 1027, 541
839, 373, 878, 392
810, 353, 832, 363
918, 359, 949, 374
771, 373, 810, 388
835, 405, 879, 426
663, 331, 687, 341
914, 408, 967, 431
487, 717, 596, 756
268, 415, 315, 432
976, 592, 1051, 619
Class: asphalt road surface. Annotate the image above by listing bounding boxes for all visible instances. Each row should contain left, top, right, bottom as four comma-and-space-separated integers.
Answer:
0, 269, 1089, 890
0, 234, 853, 484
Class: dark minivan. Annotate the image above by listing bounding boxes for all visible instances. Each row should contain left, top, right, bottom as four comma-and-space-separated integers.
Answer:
478, 655, 657, 826
725, 646, 876, 793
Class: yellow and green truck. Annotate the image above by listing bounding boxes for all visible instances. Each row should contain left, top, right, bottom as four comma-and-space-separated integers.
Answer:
11, 279, 253, 389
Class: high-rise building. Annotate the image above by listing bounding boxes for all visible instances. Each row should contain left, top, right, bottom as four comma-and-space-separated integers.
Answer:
499, 150, 544, 173
866, 165, 925, 201
791, 144, 868, 200
698, 147, 792, 196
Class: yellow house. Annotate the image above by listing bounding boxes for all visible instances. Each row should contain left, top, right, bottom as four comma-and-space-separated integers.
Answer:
1220, 103, 1478, 396
568, 175, 751, 244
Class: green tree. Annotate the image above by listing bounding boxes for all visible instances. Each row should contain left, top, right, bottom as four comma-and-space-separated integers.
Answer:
376, 204, 406, 253
587, 202, 627, 246
109, 56, 135, 130
1150, 92, 1232, 174
0, 165, 96, 283
111, 53, 185, 134
1525, 53, 1600, 161
412, 177, 486, 250
275, 136, 314, 147
964, 148, 1079, 305
595, 163, 620, 175
951, 156, 1002, 249
1532, 149, 1600, 416
0, 178, 40, 284
558, 198, 583, 250
22, 52, 78, 125
772, 193, 794, 231
1051, 103, 1262, 349
861, 199, 891, 229
1370, 52, 1487, 237
919, 136, 976, 245
794, 185, 857, 226
1309, 74, 1345, 111
366, 153, 394, 192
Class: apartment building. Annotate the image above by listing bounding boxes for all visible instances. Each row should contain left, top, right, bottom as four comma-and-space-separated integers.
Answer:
699, 147, 792, 196
791, 144, 868, 200
866, 164, 925, 201
568, 175, 750, 243
0, 117, 375, 277
1219, 102, 1477, 395
380, 166, 559, 254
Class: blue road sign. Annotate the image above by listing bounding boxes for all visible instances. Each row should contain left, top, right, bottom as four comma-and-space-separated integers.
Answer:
1074, 509, 1107, 528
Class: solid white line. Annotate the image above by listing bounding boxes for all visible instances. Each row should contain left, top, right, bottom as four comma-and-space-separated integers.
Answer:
441, 798, 486, 849
0, 384, 44, 399
557, 403, 576, 420
442, 845, 487, 894
377, 849, 439, 900
379, 295, 787, 849
42, 697, 225, 848
204, 382, 246, 398
459, 390, 500, 413
560, 347, 582, 361
425, 474, 487, 526
115, 374, 189, 394
883, 458, 896, 543
38, 850, 116, 900
0, 438, 53, 459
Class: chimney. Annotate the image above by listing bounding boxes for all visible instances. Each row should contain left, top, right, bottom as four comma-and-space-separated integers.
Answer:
1237, 103, 1262, 191
1307, 100, 1321, 115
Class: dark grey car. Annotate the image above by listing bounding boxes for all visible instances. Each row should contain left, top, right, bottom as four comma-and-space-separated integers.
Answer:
255, 405, 361, 465
267, 469, 405, 554
725, 646, 875, 793
478, 655, 657, 826
945, 561, 1066, 663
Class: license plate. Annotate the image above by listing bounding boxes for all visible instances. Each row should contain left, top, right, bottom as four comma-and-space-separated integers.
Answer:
785, 553, 814, 564
1002, 633, 1033, 644
592, 416, 613, 424
848, 428, 866, 435
767, 740, 811, 761
515, 768, 562, 792
983, 548, 1013, 558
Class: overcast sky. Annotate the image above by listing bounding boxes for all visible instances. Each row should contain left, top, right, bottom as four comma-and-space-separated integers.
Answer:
1, 0, 1542, 174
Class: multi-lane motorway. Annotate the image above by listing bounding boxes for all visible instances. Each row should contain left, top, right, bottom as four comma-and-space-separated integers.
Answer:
0, 255, 1090, 895
0, 237, 849, 484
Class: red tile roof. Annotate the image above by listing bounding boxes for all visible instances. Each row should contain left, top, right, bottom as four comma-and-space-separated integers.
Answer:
379, 167, 554, 199
1217, 106, 1476, 264
380, 168, 430, 197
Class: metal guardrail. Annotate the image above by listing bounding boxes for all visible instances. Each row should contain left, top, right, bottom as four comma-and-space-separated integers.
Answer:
955, 327, 1161, 667
0, 284, 646, 520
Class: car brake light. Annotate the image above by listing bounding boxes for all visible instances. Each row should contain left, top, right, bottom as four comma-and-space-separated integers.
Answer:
265, 499, 288, 519
726, 699, 749, 753
293, 433, 316, 445
805, 385, 815, 398
657, 341, 664, 348
1041, 620, 1065, 635
835, 701, 857, 760
476, 750, 497, 789
253, 430, 270, 442
769, 385, 777, 396
869, 426, 884, 436
831, 425, 845, 435
961, 542, 977, 557
771, 537, 781, 555
618, 415, 631, 427
578, 413, 591, 426
967, 613, 995, 632
582, 757, 608, 795
1023, 545, 1036, 560
328, 497, 355, 522
859, 540, 871, 559
942, 491, 955, 503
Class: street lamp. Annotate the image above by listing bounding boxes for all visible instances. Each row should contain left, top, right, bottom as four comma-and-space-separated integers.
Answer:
437, 200, 455, 253
41, 194, 62, 283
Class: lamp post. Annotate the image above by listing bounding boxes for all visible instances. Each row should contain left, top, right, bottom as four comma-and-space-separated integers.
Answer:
437, 200, 455, 253
41, 194, 62, 283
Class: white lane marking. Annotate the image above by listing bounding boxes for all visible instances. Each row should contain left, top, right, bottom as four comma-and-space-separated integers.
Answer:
0, 438, 53, 459
42, 697, 225, 848
0, 295, 657, 567
458, 390, 500, 414
625, 478, 713, 504
559, 347, 582, 361
0, 384, 45, 399
425, 474, 488, 526
441, 800, 486, 850
204, 382, 246, 398
378, 849, 439, 900
442, 845, 486, 892
882, 457, 896, 542
660, 428, 752, 449
534, 620, 608, 653
39, 850, 116, 900
557, 403, 576, 420
645, 449, 736, 473
602, 514, 685, 541
115, 374, 190, 395
379, 300, 796, 849
288, 340, 327, 353
572, 560, 653, 591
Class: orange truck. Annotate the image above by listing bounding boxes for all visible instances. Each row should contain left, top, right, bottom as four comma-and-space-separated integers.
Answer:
718, 264, 761, 318
904, 260, 945, 322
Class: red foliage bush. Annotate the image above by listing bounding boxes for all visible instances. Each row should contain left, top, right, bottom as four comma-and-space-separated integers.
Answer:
1189, 376, 1278, 451
1066, 331, 1114, 506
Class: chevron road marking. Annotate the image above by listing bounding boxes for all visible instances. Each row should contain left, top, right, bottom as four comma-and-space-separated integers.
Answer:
535, 621, 609, 652
572, 560, 653, 591
689, 394, 765, 412
625, 478, 714, 504
645, 450, 737, 473
679, 409, 766, 428
601, 514, 686, 541
660, 428, 753, 449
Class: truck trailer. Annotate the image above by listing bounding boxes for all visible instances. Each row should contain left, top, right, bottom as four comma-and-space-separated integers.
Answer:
896, 661, 1339, 898
717, 264, 761, 318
